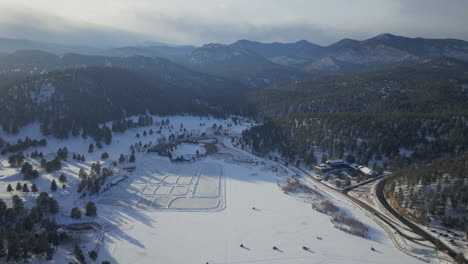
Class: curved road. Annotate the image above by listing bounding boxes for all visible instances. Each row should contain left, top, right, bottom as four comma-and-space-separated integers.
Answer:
290, 164, 465, 263
225, 141, 465, 263
374, 178, 463, 262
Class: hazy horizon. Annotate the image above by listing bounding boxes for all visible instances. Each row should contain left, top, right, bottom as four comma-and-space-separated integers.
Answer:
1, 0, 468, 48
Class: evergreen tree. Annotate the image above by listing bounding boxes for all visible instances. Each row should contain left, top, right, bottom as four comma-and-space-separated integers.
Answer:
119, 154, 126, 163
85, 201, 97, 217
101, 152, 109, 160
59, 174, 67, 183
45, 157, 62, 172
79, 168, 88, 180
7, 184, 13, 192
103, 126, 112, 145
8, 152, 25, 167
88, 143, 94, 153
12, 195, 24, 210
22, 183, 29, 193
31, 184, 38, 192
48, 197, 59, 214
21, 162, 33, 174
71, 207, 81, 219
73, 245, 86, 264
129, 154, 136, 163
57, 147, 68, 160
50, 180, 58, 192
89, 250, 98, 260
16, 182, 22, 191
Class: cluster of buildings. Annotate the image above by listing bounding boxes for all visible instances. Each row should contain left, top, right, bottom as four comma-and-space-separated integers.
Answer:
314, 159, 378, 177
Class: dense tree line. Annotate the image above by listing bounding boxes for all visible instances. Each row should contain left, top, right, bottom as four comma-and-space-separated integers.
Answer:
111, 115, 154, 133
385, 157, 468, 232
242, 59, 468, 169
0, 137, 46, 154
0, 193, 63, 262
0, 65, 253, 140
242, 113, 466, 169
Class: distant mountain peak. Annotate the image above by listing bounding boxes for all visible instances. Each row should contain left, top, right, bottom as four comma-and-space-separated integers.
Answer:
372, 33, 397, 41
294, 40, 320, 47
330, 38, 358, 48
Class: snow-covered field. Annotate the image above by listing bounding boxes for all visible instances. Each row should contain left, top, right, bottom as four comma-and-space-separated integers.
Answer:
96, 156, 419, 264
0, 115, 422, 263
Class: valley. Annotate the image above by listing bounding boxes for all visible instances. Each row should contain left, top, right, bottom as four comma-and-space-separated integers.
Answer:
0, 115, 426, 264
0, 32, 467, 264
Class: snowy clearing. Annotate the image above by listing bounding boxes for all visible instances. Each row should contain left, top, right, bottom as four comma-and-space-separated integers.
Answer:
0, 115, 424, 263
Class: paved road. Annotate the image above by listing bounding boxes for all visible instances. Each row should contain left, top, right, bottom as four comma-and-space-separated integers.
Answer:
374, 177, 463, 262
289, 163, 467, 263
228, 143, 465, 263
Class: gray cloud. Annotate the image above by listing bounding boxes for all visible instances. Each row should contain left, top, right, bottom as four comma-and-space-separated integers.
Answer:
0, 7, 148, 47
0, 0, 467, 47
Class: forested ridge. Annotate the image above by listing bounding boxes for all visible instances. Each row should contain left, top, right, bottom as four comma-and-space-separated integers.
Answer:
240, 58, 468, 234
385, 157, 468, 233
0, 66, 252, 140
242, 58, 468, 166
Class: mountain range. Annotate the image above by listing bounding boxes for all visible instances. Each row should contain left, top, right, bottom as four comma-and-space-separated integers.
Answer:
2, 34, 468, 88
211, 33, 468, 73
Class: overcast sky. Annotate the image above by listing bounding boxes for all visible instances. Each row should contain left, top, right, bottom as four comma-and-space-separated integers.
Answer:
0, 0, 467, 47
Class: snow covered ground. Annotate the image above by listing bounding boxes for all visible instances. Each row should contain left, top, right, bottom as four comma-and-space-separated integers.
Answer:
0, 115, 423, 263
95, 156, 420, 264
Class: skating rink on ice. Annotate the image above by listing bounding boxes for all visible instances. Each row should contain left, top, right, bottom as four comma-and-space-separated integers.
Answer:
98, 158, 225, 212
